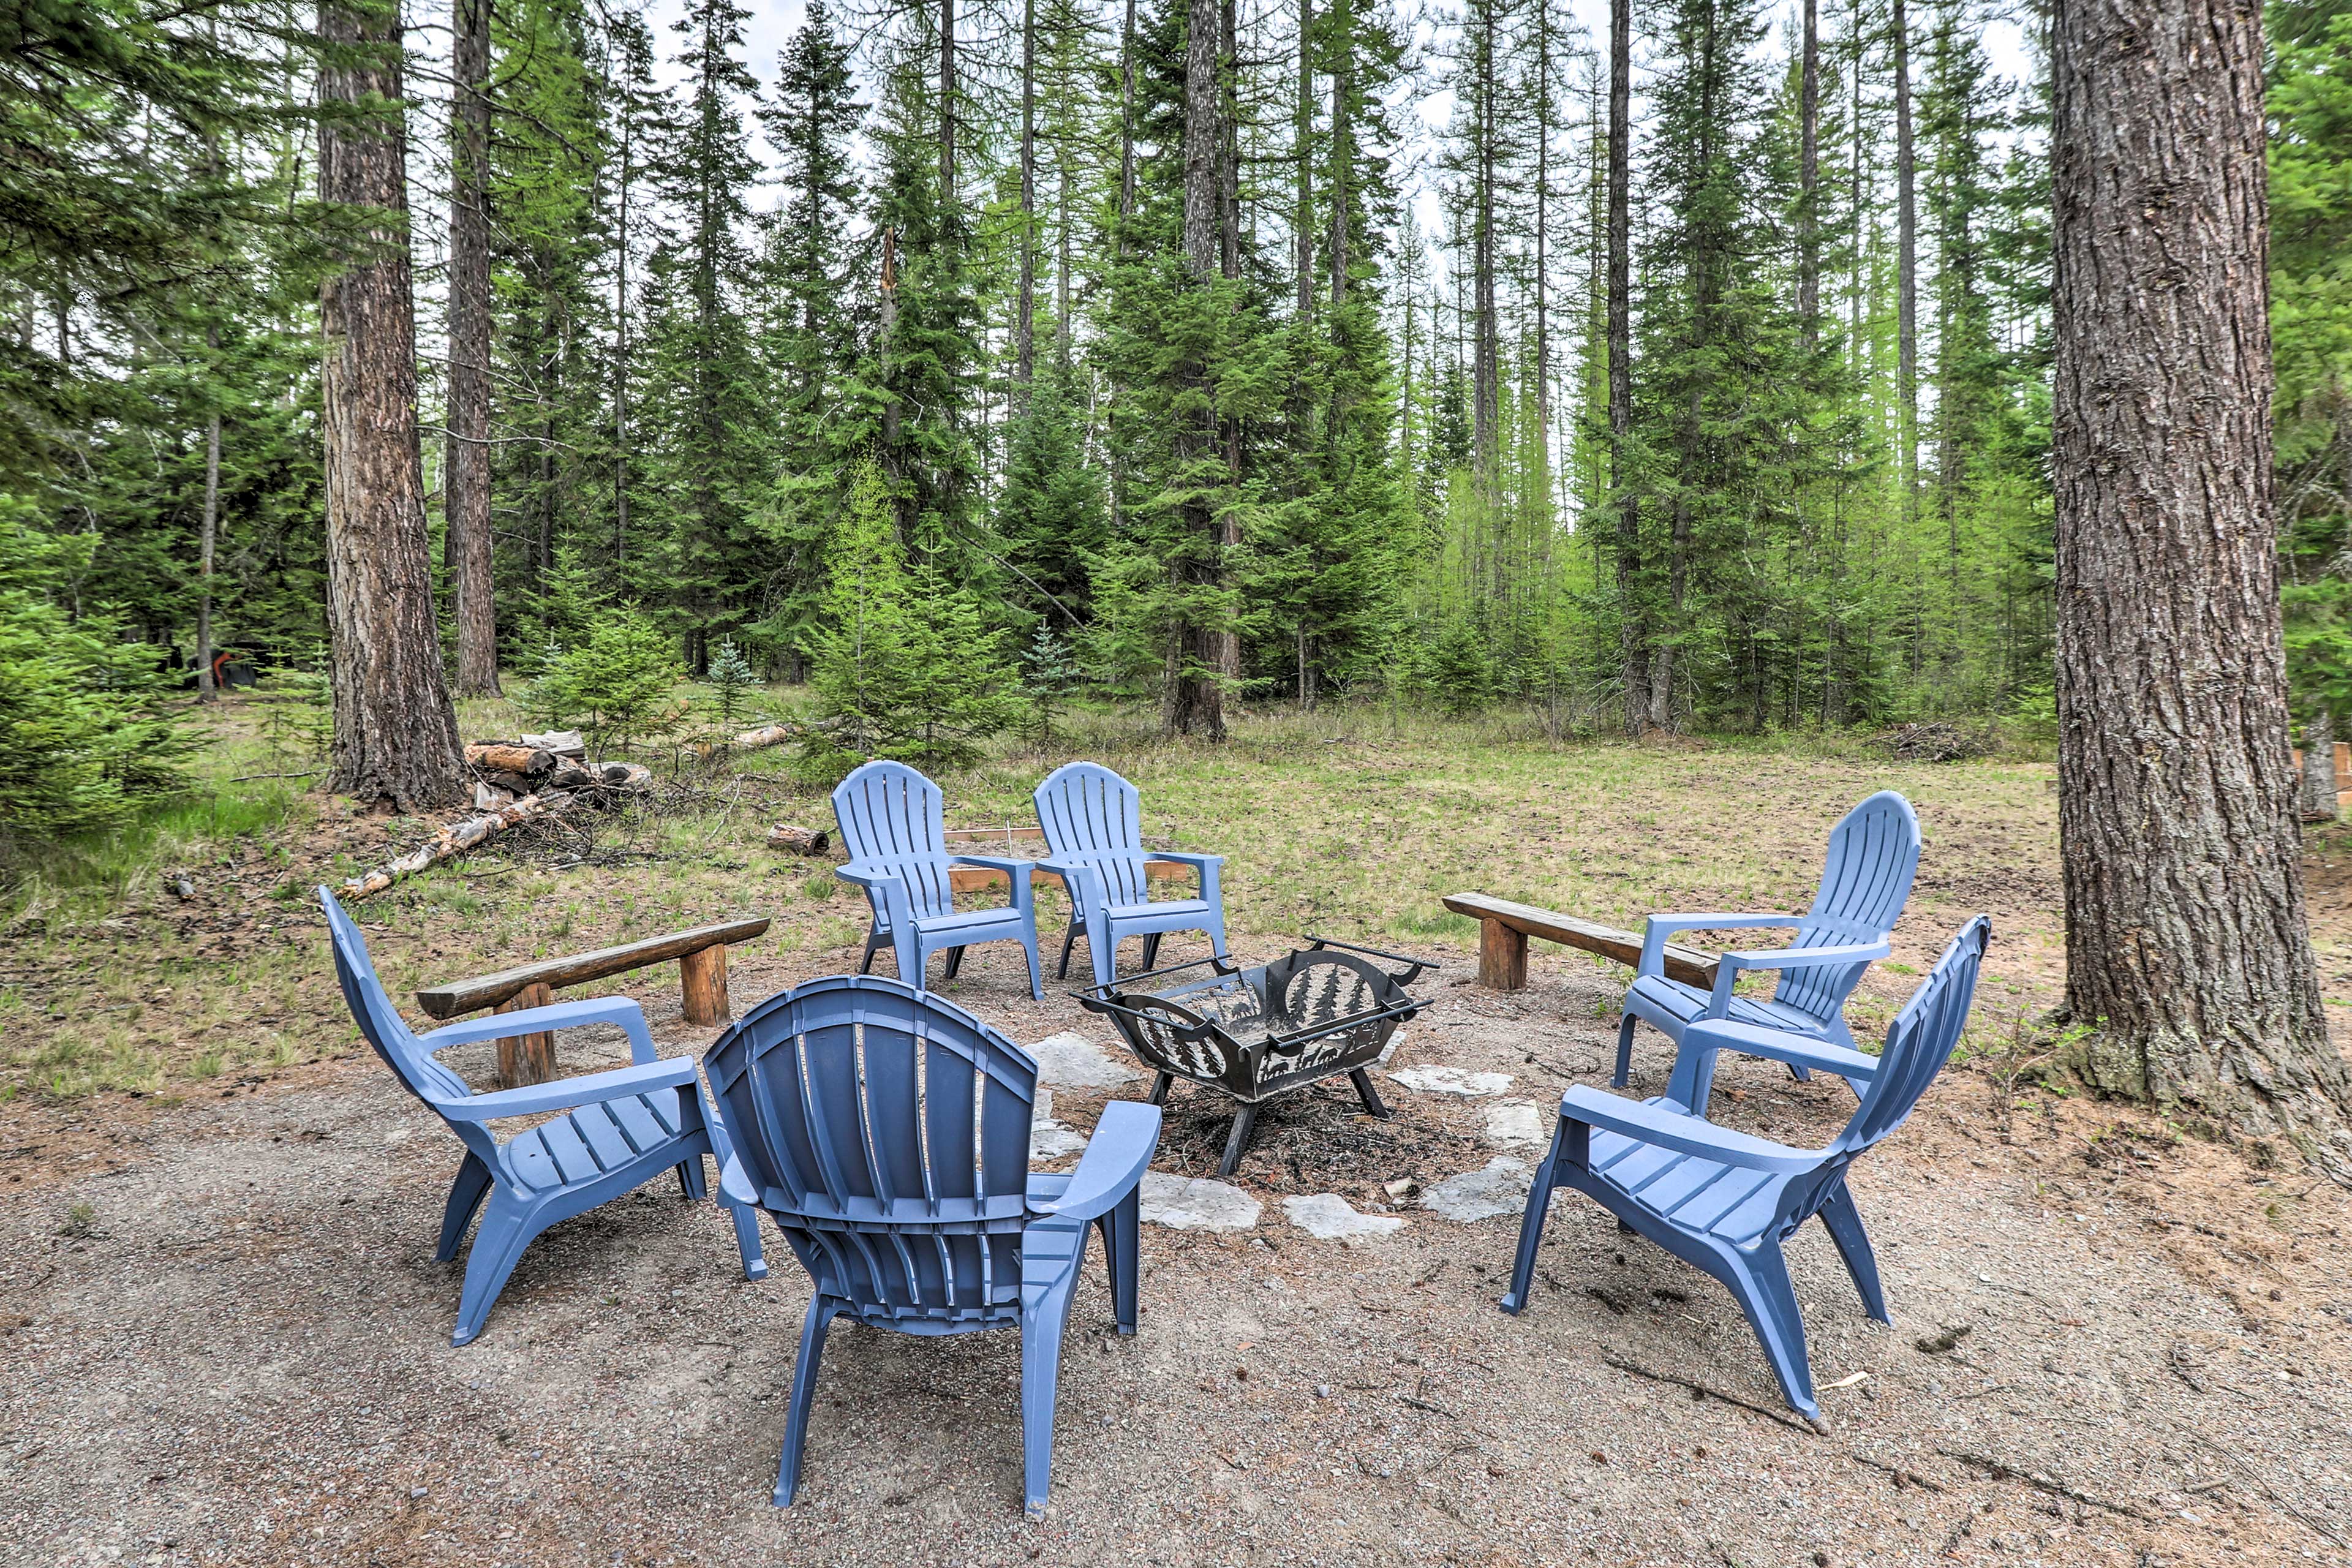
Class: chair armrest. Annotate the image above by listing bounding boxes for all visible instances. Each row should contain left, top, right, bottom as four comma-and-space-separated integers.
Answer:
1150, 851, 1223, 872
1678, 1017, 1882, 1079
1027, 1101, 1163, 1223
440, 1055, 698, 1122
1638, 913, 1803, 978
1553, 1085, 1820, 1174
835, 864, 905, 891
949, 854, 1037, 878
1703, 939, 1890, 1017
419, 995, 658, 1065
699, 1091, 764, 1208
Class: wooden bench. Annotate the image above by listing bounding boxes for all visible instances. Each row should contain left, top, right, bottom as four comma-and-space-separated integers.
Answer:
417, 916, 771, 1087
1442, 892, 1719, 992
940, 824, 1194, 894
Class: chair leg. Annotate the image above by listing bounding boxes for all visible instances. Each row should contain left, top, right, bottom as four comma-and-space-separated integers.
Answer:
1217, 1107, 1259, 1176
1139, 933, 1163, 972
436, 1153, 494, 1264
1020, 1278, 1077, 1517
451, 1191, 544, 1348
1021, 929, 1044, 1001
1147, 1071, 1174, 1107
775, 1295, 842, 1506
1817, 1184, 1888, 1322
729, 1202, 769, 1281
1205, 911, 1228, 960
1722, 1243, 1819, 1420
676, 1152, 707, 1201
1611, 1012, 1639, 1088
1348, 1068, 1390, 1119
859, 931, 884, 976
1057, 922, 1080, 981
1103, 1188, 1141, 1333
1498, 1145, 1563, 1315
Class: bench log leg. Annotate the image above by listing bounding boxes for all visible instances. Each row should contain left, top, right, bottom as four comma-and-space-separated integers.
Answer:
1477, 919, 1529, 990
680, 943, 731, 1027
495, 982, 559, 1088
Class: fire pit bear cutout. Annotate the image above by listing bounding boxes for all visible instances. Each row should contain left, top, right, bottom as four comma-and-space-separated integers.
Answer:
1076, 938, 1431, 1175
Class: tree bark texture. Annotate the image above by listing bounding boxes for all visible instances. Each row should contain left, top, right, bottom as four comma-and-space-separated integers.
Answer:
1017, 0, 1036, 391
1892, 0, 1918, 486
1295, 0, 1313, 320
447, 0, 499, 697
1609, 0, 1646, 734
318, 0, 467, 813
2051, 0, 2351, 1158
1798, 0, 1820, 346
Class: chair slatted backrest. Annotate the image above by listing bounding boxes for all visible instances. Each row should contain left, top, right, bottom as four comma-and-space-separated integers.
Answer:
1774, 791, 1924, 1023
831, 761, 959, 922
1033, 762, 1155, 907
1835, 914, 1990, 1156
704, 976, 1039, 1324
317, 888, 472, 1107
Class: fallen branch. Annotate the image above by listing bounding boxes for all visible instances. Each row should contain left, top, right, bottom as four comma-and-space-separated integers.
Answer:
338, 791, 575, 900
1602, 1355, 1822, 1436
1935, 1447, 2155, 1521
1847, 1451, 1947, 1493
688, 716, 848, 762
765, 823, 831, 855
2189, 1433, 2347, 1547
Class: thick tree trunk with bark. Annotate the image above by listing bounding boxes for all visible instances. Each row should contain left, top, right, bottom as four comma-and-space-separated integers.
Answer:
1168, 0, 1227, 739
2052, 0, 2352, 1164
1892, 0, 1918, 496
1295, 0, 1313, 320
447, 0, 499, 697
1016, 0, 1036, 392
318, 0, 467, 813
1609, 0, 1646, 734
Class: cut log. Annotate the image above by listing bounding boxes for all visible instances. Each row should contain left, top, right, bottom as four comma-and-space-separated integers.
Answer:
2299, 714, 2340, 823
470, 781, 514, 810
494, 981, 557, 1087
519, 729, 586, 758
545, 760, 593, 791
688, 716, 848, 761
596, 761, 652, 790
1442, 892, 1720, 991
415, 916, 772, 1018
337, 790, 574, 900
679, 943, 730, 1025
466, 742, 552, 775
766, 824, 832, 855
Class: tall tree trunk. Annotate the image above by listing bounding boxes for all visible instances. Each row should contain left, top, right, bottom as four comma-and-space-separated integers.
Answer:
1799, 0, 1820, 349
1294, 0, 1313, 320
1892, 0, 1917, 502
1326, 0, 1349, 306
1609, 0, 1646, 734
1017, 0, 1036, 393
615, 91, 633, 568
2300, 713, 2340, 823
1220, 0, 1241, 283
939, 0, 957, 200
317, 0, 466, 812
1471, 0, 1499, 496
447, 0, 499, 696
2052, 0, 2352, 1163
1118, 0, 1138, 245
197, 323, 221, 702
1170, 0, 1227, 739
1532, 1, 1551, 447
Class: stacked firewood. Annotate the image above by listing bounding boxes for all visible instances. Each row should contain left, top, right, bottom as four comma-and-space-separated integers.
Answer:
465, 730, 652, 808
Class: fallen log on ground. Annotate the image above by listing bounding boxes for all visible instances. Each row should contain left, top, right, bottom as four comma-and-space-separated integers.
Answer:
766, 824, 831, 854
690, 716, 847, 761
465, 742, 553, 775
338, 791, 575, 900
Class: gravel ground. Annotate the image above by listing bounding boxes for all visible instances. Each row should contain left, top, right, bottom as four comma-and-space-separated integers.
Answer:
6, 934, 2350, 1567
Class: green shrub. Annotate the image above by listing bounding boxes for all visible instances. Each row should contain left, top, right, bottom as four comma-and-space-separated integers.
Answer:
517, 611, 682, 755
703, 638, 762, 730
0, 509, 190, 861
1427, 617, 1494, 715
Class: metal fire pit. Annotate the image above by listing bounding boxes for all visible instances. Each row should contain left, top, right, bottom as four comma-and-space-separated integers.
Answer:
1074, 937, 1431, 1175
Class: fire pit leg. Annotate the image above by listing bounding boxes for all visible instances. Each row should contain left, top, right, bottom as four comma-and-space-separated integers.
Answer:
1348, 1068, 1391, 1119
1148, 1072, 1174, 1106
1218, 1108, 1259, 1176
942, 946, 967, 980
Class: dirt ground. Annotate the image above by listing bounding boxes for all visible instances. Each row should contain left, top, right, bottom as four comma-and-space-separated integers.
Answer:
5, 728, 2352, 1567
7, 922, 2351, 1568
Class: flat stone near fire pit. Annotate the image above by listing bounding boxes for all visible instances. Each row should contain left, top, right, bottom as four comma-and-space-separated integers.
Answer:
1387, 1064, 1514, 1098
1421, 1157, 1536, 1221
1028, 1030, 1144, 1088
1281, 1194, 1408, 1245
1139, 1172, 1261, 1231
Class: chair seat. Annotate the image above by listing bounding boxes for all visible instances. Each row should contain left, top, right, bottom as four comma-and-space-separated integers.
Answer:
503, 1088, 690, 1193
1586, 1101, 1790, 1248
1628, 974, 1832, 1039
886, 905, 1031, 939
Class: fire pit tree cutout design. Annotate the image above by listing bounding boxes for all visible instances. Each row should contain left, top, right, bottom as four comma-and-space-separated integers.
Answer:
1077, 938, 1430, 1174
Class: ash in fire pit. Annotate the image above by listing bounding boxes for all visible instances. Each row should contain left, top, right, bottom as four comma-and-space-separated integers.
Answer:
1076, 937, 1430, 1175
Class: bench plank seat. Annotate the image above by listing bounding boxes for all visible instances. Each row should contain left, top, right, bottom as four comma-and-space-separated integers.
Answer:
417, 917, 772, 1019
1442, 892, 1719, 991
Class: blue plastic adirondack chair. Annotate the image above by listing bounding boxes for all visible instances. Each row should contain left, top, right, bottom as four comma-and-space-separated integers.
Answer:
1614, 790, 1921, 1093
1501, 915, 1990, 1421
832, 760, 1046, 1000
318, 888, 766, 1347
702, 975, 1162, 1515
1033, 761, 1228, 989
